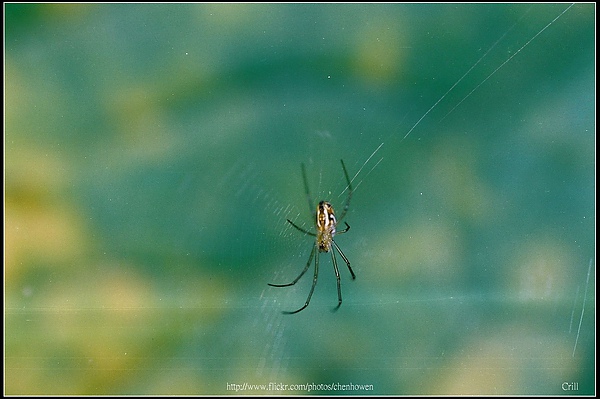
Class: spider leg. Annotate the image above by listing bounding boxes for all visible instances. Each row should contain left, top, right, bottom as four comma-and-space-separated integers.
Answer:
331, 246, 342, 312
287, 219, 316, 236
283, 244, 319, 314
337, 159, 353, 221
268, 245, 315, 288
336, 222, 350, 235
332, 239, 355, 280
301, 163, 313, 215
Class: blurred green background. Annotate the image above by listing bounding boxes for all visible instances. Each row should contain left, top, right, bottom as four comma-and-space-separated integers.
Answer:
4, 3, 595, 395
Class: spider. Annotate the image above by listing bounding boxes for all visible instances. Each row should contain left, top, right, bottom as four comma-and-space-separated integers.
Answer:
269, 159, 356, 314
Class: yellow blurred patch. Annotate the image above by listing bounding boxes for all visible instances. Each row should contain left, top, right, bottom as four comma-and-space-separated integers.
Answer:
352, 20, 408, 85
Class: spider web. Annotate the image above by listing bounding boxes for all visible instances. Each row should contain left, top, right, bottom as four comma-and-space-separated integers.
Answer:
216, 4, 595, 394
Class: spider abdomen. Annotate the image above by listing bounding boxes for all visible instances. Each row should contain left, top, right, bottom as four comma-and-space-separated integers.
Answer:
316, 201, 337, 252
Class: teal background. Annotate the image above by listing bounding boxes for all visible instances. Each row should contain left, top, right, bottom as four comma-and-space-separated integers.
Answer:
5, 3, 595, 395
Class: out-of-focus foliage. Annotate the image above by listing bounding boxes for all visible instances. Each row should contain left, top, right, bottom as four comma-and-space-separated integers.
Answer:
5, 3, 594, 395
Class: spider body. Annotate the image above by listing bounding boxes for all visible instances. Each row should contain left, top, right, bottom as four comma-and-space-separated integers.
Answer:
316, 201, 336, 252
269, 160, 355, 314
